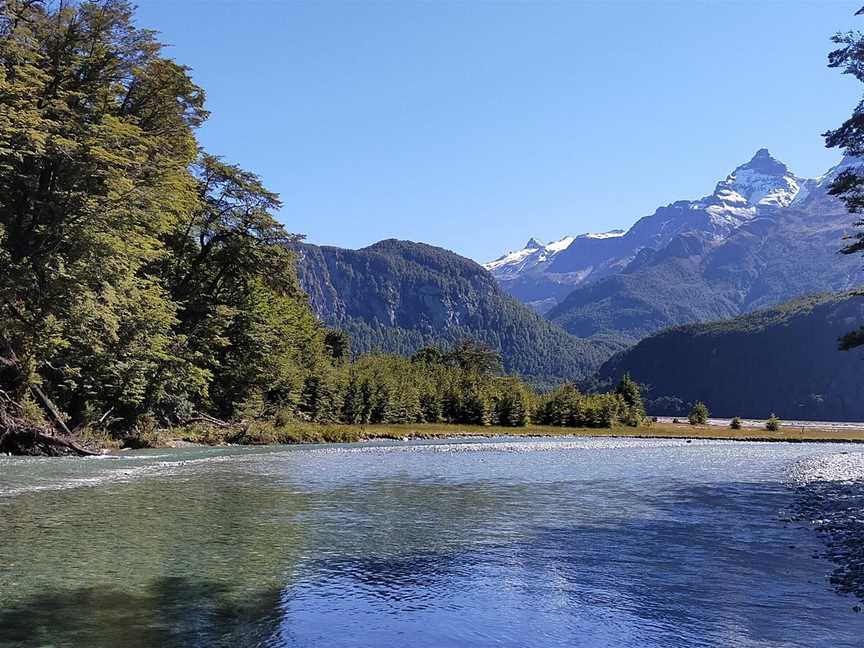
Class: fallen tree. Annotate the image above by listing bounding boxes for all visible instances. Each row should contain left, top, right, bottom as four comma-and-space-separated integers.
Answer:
0, 391, 98, 457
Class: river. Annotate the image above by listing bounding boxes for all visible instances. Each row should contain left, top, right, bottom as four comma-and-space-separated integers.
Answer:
1, 437, 863, 647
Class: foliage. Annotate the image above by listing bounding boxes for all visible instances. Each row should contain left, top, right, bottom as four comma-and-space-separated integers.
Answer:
615, 373, 645, 426
765, 414, 781, 432
0, 0, 329, 431
533, 383, 628, 428
730, 416, 742, 430
688, 402, 709, 425
292, 344, 645, 429
337, 349, 527, 428
823, 7, 864, 347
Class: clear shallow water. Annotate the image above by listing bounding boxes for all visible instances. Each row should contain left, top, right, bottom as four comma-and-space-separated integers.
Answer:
1, 437, 863, 647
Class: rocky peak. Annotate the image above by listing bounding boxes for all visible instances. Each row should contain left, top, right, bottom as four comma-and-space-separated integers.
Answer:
710, 149, 800, 208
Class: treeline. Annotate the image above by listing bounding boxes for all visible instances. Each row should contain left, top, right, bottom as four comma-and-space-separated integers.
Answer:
287, 341, 645, 429
0, 1, 643, 449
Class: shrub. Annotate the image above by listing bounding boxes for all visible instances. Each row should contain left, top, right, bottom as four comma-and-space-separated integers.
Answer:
688, 402, 709, 425
615, 373, 645, 427
765, 414, 781, 431
730, 416, 742, 430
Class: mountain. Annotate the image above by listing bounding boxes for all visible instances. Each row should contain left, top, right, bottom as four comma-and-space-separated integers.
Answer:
483, 232, 624, 312
486, 149, 814, 316
292, 239, 622, 385
546, 153, 859, 341
597, 292, 864, 421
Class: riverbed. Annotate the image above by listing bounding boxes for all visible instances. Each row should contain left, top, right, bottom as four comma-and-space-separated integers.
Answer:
1, 437, 863, 647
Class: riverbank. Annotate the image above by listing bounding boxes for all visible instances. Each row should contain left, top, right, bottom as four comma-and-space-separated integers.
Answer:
127, 419, 864, 450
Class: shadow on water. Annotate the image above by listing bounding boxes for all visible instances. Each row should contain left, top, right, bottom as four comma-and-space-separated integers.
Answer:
0, 576, 284, 648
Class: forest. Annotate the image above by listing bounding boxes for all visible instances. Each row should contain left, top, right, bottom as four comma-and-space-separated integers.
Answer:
0, 0, 643, 454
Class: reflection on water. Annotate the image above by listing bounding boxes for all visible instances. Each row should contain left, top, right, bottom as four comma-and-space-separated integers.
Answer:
1, 438, 864, 647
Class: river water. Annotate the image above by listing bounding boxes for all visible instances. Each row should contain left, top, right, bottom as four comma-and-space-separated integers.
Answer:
1, 437, 863, 647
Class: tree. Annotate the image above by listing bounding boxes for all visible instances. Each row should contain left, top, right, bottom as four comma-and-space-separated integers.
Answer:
493, 377, 530, 427
161, 154, 324, 419
411, 346, 445, 366
0, 0, 334, 443
688, 402, 709, 425
444, 339, 502, 376
0, 0, 207, 428
823, 6, 864, 348
324, 330, 351, 364
615, 373, 645, 427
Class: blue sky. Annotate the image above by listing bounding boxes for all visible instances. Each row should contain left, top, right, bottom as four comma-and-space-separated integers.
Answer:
136, 0, 862, 262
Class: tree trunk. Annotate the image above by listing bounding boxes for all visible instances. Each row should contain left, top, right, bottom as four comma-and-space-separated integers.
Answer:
0, 423, 99, 456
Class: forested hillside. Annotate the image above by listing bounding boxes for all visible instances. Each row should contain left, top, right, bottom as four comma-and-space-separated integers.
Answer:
598, 292, 864, 420
294, 239, 621, 386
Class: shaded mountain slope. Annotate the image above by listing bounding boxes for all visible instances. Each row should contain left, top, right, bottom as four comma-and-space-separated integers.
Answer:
598, 292, 864, 420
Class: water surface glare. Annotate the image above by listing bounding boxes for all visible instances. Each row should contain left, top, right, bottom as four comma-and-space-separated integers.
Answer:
1, 437, 863, 647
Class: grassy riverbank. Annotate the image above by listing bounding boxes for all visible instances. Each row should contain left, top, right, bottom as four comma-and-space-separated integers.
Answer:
123, 420, 864, 449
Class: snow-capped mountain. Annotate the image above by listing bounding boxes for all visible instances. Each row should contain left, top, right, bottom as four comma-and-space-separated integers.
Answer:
485, 149, 827, 313
691, 148, 801, 233
539, 151, 861, 343
484, 233, 621, 277
711, 148, 801, 208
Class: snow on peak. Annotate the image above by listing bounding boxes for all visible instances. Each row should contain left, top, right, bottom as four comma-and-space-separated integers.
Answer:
484, 246, 540, 272
791, 154, 863, 207
484, 231, 626, 276
745, 148, 788, 176
579, 229, 625, 240
710, 149, 801, 209
484, 235, 576, 274
545, 235, 576, 251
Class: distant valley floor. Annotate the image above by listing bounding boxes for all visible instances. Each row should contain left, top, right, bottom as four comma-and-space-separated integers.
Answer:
142, 420, 864, 450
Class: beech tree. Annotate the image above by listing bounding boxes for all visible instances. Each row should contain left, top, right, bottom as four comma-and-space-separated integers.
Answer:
0, 0, 329, 440
824, 7, 864, 348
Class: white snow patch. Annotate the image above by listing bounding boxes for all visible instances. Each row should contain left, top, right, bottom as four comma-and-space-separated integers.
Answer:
579, 229, 625, 240
714, 167, 800, 208
545, 235, 576, 251
484, 247, 537, 271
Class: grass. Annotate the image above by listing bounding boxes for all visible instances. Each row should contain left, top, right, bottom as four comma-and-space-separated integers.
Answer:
144, 419, 864, 449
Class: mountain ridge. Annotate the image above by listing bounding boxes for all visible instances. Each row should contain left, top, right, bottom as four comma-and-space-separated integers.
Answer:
485, 149, 807, 314
292, 238, 622, 386
486, 150, 861, 340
